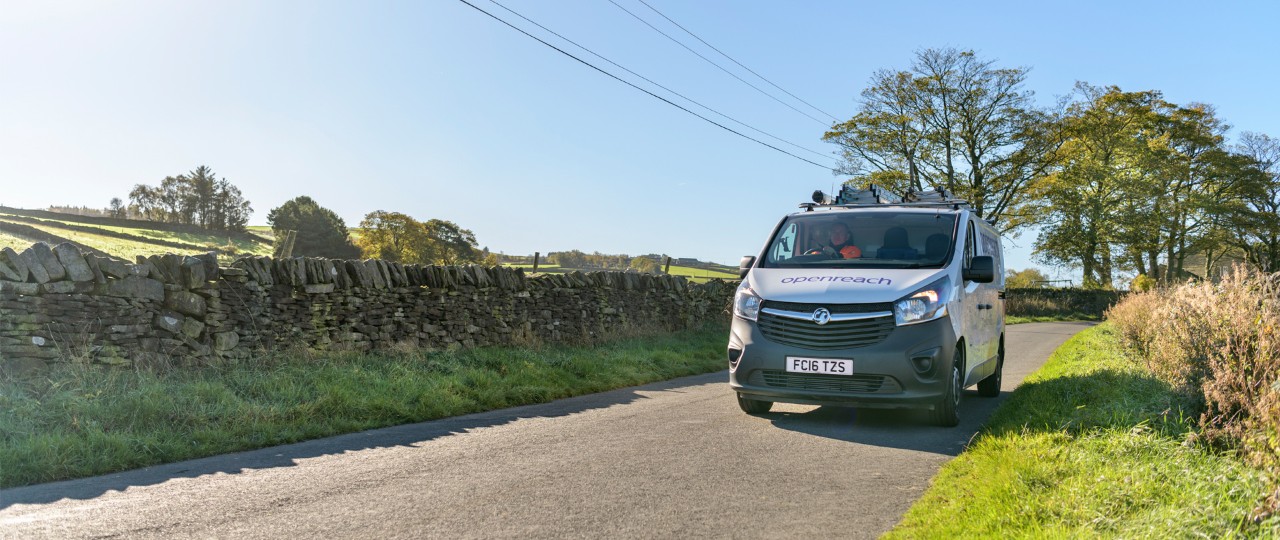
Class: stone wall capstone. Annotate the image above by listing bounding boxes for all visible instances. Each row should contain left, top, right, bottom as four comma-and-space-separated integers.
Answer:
0, 243, 735, 374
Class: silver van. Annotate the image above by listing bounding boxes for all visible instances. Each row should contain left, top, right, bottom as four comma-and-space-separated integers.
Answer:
728, 187, 1005, 426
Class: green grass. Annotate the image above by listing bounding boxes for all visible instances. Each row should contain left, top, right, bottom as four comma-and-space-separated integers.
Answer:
0, 214, 272, 260
1005, 312, 1102, 325
0, 322, 729, 488
499, 262, 738, 283
0, 230, 35, 250
665, 265, 739, 281
886, 324, 1280, 538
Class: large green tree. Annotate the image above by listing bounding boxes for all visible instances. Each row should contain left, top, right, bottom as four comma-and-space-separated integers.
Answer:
127, 165, 251, 232
1035, 84, 1268, 286
1035, 85, 1159, 288
355, 211, 480, 265
424, 219, 479, 265
1228, 132, 1280, 272
267, 196, 360, 259
823, 48, 1060, 233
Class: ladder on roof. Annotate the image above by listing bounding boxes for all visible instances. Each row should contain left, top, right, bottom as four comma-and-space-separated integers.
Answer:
806, 184, 971, 210
834, 184, 901, 204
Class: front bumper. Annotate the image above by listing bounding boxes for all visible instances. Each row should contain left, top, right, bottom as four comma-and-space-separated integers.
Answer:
727, 314, 956, 410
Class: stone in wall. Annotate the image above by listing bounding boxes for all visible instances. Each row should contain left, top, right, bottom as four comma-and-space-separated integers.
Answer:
53, 243, 94, 282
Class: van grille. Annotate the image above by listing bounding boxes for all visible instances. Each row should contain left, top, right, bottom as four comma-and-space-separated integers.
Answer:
757, 307, 894, 350
750, 370, 901, 394
762, 300, 893, 314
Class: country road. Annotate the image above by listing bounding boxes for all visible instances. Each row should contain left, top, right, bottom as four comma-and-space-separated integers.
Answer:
0, 322, 1092, 539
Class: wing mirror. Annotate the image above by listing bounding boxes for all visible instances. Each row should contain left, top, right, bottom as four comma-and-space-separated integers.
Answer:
738, 255, 756, 279
964, 255, 995, 283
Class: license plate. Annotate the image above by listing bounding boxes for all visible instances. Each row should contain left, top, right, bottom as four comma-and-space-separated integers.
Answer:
785, 356, 853, 376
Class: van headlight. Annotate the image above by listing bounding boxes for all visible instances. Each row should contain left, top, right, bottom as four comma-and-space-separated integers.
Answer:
894, 276, 951, 326
734, 286, 763, 321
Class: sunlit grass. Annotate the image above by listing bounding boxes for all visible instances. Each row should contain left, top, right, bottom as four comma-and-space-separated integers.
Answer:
0, 230, 37, 251
0, 215, 272, 259
0, 322, 729, 488
886, 324, 1280, 537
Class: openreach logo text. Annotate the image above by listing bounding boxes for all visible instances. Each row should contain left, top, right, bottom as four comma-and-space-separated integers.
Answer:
779, 276, 892, 285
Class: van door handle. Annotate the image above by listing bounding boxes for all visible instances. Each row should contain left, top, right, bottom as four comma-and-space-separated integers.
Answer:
977, 304, 992, 310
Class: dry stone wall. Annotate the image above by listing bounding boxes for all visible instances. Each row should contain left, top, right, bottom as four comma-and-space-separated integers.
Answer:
0, 243, 734, 374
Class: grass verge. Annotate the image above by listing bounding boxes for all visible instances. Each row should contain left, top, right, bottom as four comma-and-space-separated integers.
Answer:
1005, 313, 1101, 325
0, 322, 729, 488
886, 323, 1280, 538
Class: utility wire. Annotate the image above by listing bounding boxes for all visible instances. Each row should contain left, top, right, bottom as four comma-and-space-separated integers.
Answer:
605, 0, 830, 127
456, 0, 835, 171
486, 0, 832, 162
634, 0, 840, 122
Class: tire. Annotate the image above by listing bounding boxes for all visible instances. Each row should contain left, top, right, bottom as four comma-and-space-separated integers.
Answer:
977, 337, 1004, 398
933, 349, 962, 427
737, 393, 773, 414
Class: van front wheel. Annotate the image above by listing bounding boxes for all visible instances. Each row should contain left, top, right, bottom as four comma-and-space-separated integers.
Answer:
933, 352, 962, 427
737, 394, 773, 414
978, 338, 1004, 397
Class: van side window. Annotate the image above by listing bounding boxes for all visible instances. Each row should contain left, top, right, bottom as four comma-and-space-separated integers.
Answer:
964, 222, 976, 268
773, 223, 797, 261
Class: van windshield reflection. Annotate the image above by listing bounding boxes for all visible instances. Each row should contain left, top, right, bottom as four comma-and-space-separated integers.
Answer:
762, 212, 958, 269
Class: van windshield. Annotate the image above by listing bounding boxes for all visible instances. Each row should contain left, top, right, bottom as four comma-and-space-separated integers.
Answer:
762, 211, 959, 269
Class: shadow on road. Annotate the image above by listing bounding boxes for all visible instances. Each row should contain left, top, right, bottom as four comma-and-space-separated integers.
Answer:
0, 372, 726, 510
765, 389, 1012, 457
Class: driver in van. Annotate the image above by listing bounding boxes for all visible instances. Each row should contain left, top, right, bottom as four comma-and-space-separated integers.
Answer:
806, 222, 862, 259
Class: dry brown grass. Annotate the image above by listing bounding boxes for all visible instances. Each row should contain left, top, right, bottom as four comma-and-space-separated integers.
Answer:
1106, 266, 1280, 520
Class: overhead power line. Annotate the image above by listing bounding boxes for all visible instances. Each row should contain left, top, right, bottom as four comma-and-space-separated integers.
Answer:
634, 0, 840, 122
605, 0, 830, 127
486, 0, 832, 162
456, 0, 835, 171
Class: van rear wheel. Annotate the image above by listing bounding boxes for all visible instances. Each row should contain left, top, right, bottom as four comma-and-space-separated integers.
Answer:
737, 394, 773, 414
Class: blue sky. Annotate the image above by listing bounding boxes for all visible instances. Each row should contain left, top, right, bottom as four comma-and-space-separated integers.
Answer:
3, 1, 1277, 282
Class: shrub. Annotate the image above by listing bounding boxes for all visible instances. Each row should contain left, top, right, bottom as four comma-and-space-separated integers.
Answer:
1005, 288, 1124, 320
1106, 266, 1280, 519
1131, 273, 1156, 292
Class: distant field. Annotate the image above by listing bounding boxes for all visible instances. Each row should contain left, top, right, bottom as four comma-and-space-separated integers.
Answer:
245, 225, 276, 242
0, 211, 729, 279
666, 265, 738, 281
0, 230, 33, 250
500, 262, 737, 284
0, 212, 273, 261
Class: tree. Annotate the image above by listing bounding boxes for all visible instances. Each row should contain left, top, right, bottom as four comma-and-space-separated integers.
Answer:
823, 48, 1061, 233
1005, 268, 1049, 288
424, 219, 479, 265
1228, 132, 1280, 272
550, 250, 587, 269
629, 256, 659, 274
267, 196, 360, 259
108, 197, 125, 218
127, 166, 251, 232
1035, 85, 1167, 288
355, 211, 434, 263
355, 211, 482, 265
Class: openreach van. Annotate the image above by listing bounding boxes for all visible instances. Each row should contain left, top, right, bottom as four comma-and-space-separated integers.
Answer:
728, 186, 1005, 426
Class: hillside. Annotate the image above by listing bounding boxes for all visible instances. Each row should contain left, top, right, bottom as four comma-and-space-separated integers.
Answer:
0, 207, 273, 262
0, 210, 736, 283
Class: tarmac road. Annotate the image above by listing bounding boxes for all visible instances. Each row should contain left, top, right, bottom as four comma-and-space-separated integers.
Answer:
0, 322, 1092, 539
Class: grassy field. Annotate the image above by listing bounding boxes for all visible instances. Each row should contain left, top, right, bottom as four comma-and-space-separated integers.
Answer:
886, 323, 1279, 537
0, 322, 729, 488
0, 212, 272, 260
500, 262, 738, 284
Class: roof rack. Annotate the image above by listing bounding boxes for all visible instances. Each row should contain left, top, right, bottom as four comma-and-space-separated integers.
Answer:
802, 185, 973, 211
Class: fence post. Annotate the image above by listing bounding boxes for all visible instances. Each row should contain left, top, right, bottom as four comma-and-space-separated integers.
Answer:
664, 256, 671, 275
532, 252, 540, 274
